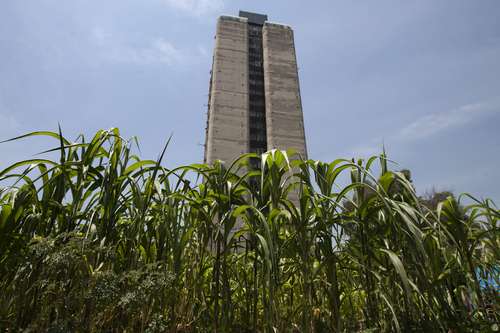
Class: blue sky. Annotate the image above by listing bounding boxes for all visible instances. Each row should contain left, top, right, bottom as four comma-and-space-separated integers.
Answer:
1, 0, 499, 202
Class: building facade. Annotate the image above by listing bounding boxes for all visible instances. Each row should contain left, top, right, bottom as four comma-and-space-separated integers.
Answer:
204, 11, 307, 166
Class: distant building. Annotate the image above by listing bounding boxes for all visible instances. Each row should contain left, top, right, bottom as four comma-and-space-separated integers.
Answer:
204, 11, 307, 167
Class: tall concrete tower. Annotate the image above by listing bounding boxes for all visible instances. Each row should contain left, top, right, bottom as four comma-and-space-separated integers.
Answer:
204, 11, 307, 166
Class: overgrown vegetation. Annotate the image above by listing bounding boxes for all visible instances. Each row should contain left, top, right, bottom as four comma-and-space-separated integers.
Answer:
0, 128, 498, 332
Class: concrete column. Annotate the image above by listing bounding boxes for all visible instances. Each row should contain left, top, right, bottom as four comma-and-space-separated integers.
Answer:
206, 16, 250, 165
262, 22, 308, 161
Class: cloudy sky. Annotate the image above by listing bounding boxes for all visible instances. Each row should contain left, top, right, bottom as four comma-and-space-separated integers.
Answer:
1, 0, 499, 202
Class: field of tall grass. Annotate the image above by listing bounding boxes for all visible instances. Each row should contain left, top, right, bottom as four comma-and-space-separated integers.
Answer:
0, 128, 498, 332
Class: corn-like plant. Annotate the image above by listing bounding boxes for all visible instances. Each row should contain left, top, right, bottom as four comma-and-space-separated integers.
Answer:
0, 129, 498, 332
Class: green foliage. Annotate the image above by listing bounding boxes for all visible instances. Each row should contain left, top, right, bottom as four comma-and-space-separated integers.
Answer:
0, 129, 498, 332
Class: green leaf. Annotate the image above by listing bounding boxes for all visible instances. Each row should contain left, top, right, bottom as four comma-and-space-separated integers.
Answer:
381, 249, 411, 298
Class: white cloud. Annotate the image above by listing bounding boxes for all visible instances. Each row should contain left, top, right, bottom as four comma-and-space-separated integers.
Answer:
90, 29, 199, 66
91, 27, 113, 45
105, 38, 183, 65
162, 0, 224, 16
347, 101, 499, 158
151, 38, 183, 64
398, 102, 494, 141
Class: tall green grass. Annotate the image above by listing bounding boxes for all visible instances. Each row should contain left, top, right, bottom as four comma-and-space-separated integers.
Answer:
0, 128, 498, 332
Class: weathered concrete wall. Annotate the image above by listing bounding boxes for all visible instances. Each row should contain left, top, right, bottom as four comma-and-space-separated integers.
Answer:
206, 16, 249, 165
262, 22, 307, 160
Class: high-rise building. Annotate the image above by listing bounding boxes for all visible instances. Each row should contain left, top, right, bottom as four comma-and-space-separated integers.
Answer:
204, 11, 307, 167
